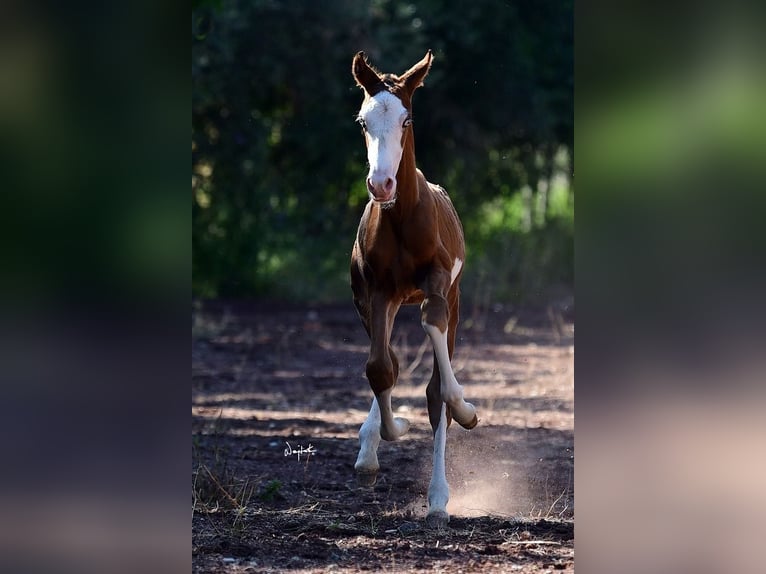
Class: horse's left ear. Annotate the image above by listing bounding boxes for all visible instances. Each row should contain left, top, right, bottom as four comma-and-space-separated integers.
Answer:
402, 50, 433, 93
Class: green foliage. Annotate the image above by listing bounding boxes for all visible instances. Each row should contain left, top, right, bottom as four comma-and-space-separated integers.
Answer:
192, 0, 572, 302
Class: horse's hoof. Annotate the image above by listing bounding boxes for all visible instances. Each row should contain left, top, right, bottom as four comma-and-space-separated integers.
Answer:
458, 412, 478, 430
394, 416, 411, 436
356, 471, 378, 487
426, 510, 450, 529
380, 417, 410, 441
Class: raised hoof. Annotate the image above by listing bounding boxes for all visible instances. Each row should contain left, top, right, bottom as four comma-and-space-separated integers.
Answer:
356, 471, 378, 487
380, 417, 410, 441
458, 412, 478, 430
425, 510, 450, 530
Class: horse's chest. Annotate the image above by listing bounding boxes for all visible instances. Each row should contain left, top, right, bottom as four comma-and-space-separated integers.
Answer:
366, 242, 417, 276
360, 210, 437, 294
363, 238, 425, 291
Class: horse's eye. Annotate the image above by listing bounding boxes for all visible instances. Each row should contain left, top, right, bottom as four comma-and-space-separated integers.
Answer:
357, 117, 367, 130
403, 117, 413, 128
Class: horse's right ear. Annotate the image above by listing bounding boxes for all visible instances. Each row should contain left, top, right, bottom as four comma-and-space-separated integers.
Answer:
352, 51, 383, 93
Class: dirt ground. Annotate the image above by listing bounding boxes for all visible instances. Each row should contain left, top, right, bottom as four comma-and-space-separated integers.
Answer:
192, 299, 574, 573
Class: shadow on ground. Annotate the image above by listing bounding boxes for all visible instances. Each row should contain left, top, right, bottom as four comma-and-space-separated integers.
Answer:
192, 300, 574, 573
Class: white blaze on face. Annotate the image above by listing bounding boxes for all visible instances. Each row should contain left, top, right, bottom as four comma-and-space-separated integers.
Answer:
358, 91, 408, 203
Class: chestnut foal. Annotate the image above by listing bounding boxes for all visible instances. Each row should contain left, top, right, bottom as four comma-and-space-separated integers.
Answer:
349, 50, 478, 528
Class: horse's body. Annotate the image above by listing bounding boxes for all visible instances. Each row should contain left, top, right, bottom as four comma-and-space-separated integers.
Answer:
349, 51, 477, 528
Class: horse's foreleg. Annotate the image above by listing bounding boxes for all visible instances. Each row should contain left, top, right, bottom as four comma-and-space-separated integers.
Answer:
367, 295, 408, 441
425, 401, 450, 528
354, 397, 381, 485
421, 291, 477, 430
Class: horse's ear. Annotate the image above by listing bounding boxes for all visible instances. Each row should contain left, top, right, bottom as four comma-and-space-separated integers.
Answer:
402, 50, 433, 93
352, 51, 383, 93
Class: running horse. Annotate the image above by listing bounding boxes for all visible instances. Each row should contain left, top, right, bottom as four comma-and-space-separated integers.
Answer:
349, 50, 478, 528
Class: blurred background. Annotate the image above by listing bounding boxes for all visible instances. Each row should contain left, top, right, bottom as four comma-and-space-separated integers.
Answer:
192, 0, 573, 305
577, 3, 766, 573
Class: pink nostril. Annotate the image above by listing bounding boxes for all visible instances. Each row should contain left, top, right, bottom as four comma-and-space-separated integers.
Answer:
384, 177, 394, 193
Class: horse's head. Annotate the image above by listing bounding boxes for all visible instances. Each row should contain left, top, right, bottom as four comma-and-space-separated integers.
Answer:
352, 50, 432, 204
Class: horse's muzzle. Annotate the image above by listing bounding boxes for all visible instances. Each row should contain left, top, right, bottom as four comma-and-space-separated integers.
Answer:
367, 176, 396, 202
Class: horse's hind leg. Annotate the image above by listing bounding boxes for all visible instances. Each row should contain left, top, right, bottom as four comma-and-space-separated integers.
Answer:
365, 294, 409, 441
425, 361, 450, 528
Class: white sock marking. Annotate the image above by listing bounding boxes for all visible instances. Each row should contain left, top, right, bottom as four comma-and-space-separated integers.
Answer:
354, 398, 381, 473
422, 322, 476, 426
428, 403, 450, 516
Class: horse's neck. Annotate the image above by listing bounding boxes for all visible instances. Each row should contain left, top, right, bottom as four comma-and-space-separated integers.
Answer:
391, 133, 420, 217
